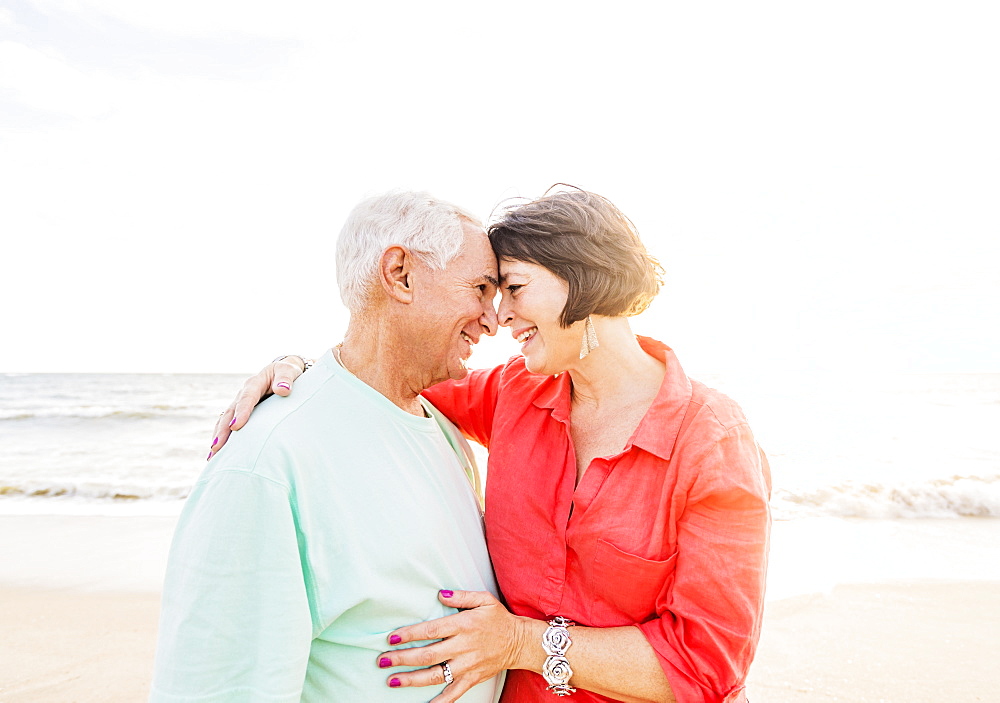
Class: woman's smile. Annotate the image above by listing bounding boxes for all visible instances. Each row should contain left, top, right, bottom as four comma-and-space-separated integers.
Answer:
514, 326, 537, 347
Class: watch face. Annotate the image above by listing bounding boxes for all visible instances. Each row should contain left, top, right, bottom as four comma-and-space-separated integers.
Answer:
543, 655, 573, 685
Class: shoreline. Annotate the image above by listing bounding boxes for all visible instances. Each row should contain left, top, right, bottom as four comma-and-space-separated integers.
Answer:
1, 514, 998, 702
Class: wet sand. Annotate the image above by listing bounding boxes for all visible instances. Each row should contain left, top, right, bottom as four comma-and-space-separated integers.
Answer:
1, 514, 998, 702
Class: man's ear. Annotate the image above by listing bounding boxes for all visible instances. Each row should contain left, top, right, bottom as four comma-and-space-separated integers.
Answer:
379, 246, 415, 303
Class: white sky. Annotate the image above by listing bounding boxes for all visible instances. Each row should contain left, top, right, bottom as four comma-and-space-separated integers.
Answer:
1, 0, 997, 375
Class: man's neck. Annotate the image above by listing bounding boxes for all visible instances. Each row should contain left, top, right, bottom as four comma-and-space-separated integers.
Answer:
337, 319, 427, 417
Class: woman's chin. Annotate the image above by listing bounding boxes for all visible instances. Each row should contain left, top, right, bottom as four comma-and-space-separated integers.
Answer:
523, 353, 555, 376
522, 353, 542, 374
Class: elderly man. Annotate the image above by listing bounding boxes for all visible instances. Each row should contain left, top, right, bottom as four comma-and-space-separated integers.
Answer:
150, 192, 502, 702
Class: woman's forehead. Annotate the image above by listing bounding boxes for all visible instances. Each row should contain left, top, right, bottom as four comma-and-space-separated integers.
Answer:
499, 259, 564, 287
498, 258, 536, 276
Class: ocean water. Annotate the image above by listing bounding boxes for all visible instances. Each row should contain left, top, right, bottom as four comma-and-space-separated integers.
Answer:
1, 370, 998, 519
0, 373, 246, 512
712, 371, 1000, 520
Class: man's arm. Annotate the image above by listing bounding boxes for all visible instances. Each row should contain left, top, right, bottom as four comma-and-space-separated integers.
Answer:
150, 469, 313, 703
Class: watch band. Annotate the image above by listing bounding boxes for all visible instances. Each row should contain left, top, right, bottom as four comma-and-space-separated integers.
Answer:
541, 616, 576, 696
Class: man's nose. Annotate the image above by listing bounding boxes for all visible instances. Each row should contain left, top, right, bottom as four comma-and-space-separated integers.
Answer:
480, 300, 499, 336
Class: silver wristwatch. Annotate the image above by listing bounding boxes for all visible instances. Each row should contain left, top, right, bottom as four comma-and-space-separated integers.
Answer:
541, 616, 576, 696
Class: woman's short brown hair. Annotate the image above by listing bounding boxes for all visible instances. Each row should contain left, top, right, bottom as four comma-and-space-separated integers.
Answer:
488, 187, 664, 327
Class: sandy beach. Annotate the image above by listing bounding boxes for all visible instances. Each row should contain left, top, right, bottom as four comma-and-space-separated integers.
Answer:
1, 513, 998, 702
0, 515, 173, 702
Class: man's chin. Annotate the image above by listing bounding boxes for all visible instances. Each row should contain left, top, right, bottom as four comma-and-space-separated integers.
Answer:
449, 361, 471, 381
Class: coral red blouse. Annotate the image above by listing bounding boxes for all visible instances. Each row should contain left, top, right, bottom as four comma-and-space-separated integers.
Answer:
422, 337, 771, 703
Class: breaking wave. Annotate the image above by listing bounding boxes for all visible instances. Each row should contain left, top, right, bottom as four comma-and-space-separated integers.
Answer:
0, 405, 209, 421
772, 475, 1000, 519
0, 480, 191, 501
4, 475, 1000, 519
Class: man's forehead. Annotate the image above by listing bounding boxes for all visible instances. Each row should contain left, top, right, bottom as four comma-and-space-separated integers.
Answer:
468, 263, 499, 288
456, 218, 498, 283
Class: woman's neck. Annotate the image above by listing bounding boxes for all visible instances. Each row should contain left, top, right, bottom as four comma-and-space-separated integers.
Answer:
566, 318, 665, 409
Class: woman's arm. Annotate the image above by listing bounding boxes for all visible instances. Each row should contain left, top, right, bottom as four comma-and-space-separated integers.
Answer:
207, 356, 507, 457
378, 590, 674, 703
636, 422, 771, 703
208, 356, 308, 458
420, 363, 505, 448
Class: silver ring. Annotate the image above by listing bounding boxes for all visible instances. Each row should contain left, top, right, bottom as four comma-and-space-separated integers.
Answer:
441, 661, 454, 685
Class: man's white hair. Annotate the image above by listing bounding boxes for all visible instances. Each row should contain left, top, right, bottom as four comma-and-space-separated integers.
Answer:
336, 191, 481, 312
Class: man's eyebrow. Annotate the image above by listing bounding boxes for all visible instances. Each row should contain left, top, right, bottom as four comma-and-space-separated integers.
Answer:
484, 275, 500, 288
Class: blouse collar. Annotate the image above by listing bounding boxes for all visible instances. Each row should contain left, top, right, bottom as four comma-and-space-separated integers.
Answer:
531, 336, 694, 460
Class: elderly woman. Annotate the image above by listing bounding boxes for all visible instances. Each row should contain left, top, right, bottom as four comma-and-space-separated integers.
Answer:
215, 189, 770, 703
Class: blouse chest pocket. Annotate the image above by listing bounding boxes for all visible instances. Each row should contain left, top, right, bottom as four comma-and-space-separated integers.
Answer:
589, 539, 678, 624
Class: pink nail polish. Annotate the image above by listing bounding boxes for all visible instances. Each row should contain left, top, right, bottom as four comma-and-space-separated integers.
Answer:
389, 678, 401, 688
440, 589, 454, 598
212, 437, 218, 447
389, 634, 401, 645
379, 657, 392, 668
229, 417, 236, 427
206, 451, 213, 461
277, 382, 290, 390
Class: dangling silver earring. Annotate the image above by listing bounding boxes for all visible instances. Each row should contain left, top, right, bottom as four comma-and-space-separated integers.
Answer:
579, 315, 599, 359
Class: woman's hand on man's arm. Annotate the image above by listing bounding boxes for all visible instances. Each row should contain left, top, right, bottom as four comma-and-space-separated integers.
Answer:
208, 356, 308, 459
376, 590, 674, 703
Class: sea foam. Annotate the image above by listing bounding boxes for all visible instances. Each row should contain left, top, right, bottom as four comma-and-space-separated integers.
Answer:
773, 475, 1000, 519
